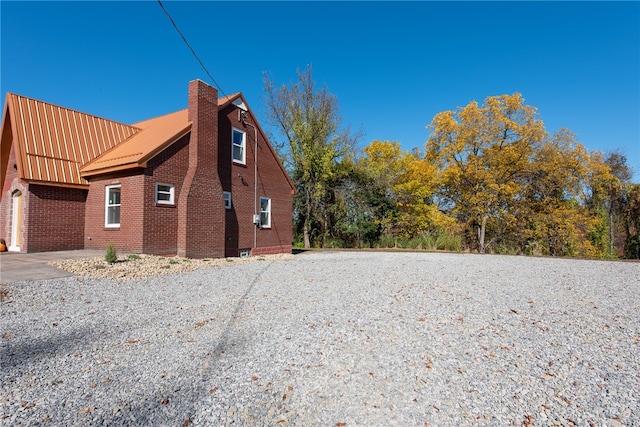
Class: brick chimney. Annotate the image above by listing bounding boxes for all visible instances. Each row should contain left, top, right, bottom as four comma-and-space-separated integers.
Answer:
177, 80, 225, 258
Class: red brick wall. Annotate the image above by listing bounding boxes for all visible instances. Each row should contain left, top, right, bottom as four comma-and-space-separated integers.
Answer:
0, 143, 20, 247
253, 127, 294, 255
251, 245, 293, 256
84, 171, 145, 253
1, 82, 293, 257
218, 103, 293, 257
1, 143, 87, 253
142, 134, 189, 255
24, 184, 87, 252
218, 106, 246, 256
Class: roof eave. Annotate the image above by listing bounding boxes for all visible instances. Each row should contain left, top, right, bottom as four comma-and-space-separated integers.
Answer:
21, 178, 89, 190
80, 163, 144, 179
80, 123, 191, 178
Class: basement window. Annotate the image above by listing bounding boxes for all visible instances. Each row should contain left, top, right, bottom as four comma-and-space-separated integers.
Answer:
232, 128, 246, 164
156, 183, 175, 205
105, 185, 121, 228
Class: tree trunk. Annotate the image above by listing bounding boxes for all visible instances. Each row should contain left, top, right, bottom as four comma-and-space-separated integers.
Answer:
302, 185, 311, 249
477, 215, 488, 254
609, 208, 614, 256
303, 195, 312, 249
302, 210, 311, 249
303, 217, 311, 249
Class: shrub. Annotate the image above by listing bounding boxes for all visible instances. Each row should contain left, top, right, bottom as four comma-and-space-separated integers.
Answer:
376, 235, 397, 248
128, 254, 141, 260
435, 233, 462, 252
324, 237, 346, 249
105, 243, 117, 264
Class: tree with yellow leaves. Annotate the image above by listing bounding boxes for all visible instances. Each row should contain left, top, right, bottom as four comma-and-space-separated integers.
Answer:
426, 93, 546, 253
360, 140, 451, 239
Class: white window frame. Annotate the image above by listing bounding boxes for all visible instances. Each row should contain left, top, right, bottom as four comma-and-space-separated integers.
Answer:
232, 127, 246, 164
105, 185, 121, 228
155, 183, 175, 205
223, 191, 232, 209
259, 197, 271, 228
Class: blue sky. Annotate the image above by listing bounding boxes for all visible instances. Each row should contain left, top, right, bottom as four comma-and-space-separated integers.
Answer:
2, 1, 639, 181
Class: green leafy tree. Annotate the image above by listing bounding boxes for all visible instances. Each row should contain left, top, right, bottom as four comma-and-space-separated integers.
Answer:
603, 151, 633, 256
327, 158, 393, 247
264, 66, 358, 248
622, 183, 640, 258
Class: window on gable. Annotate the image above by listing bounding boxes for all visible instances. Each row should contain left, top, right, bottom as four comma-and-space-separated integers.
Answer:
259, 197, 271, 228
232, 128, 246, 164
223, 191, 232, 209
105, 185, 121, 228
156, 183, 175, 205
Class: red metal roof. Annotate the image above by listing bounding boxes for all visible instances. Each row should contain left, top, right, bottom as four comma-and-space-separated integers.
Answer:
0, 91, 296, 193
81, 109, 190, 177
1, 93, 139, 188
1, 92, 243, 188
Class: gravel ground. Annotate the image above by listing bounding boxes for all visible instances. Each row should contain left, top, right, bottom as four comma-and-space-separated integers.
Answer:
1, 251, 639, 426
47, 253, 293, 281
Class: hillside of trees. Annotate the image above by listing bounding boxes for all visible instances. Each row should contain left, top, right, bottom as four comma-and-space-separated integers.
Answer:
264, 68, 640, 259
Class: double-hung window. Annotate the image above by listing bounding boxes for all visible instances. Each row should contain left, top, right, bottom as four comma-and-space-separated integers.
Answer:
259, 197, 271, 228
105, 185, 121, 228
232, 128, 246, 164
155, 183, 174, 205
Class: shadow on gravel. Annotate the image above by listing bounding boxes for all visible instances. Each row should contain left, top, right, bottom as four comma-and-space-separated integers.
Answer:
96, 260, 277, 425
1, 325, 96, 370
209, 260, 274, 357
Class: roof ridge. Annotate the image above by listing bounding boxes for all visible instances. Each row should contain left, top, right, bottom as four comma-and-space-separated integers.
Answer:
7, 92, 138, 130
132, 108, 188, 126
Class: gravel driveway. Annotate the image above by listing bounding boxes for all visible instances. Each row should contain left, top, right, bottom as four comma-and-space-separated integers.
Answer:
1, 251, 639, 426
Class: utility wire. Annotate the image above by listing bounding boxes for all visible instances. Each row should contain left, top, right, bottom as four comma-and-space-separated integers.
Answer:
156, 0, 229, 98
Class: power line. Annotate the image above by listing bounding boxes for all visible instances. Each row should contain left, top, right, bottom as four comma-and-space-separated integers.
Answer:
156, 0, 229, 98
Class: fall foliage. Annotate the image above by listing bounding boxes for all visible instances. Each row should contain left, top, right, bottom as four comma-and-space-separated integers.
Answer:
265, 72, 638, 258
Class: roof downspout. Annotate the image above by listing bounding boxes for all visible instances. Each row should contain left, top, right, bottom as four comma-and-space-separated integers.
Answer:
241, 112, 258, 251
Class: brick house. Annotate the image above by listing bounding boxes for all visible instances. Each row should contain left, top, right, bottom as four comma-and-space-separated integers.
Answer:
0, 80, 294, 258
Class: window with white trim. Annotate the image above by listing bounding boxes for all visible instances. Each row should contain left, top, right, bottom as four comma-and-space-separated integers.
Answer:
232, 128, 246, 164
155, 183, 174, 205
105, 185, 121, 227
259, 197, 271, 228
223, 191, 232, 209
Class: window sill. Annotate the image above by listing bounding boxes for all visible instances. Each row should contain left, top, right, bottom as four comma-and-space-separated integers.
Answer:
155, 203, 176, 208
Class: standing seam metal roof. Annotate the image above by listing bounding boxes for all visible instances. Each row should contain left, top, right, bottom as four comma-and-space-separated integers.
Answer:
2, 93, 140, 188
0, 92, 295, 192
